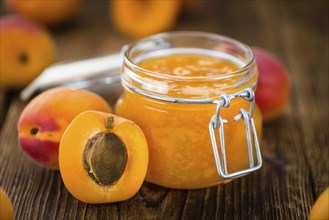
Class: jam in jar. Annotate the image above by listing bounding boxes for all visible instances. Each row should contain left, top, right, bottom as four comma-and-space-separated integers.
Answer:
115, 32, 262, 189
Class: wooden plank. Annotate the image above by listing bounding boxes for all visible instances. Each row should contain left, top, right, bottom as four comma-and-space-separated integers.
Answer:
280, 0, 329, 198
0, 89, 16, 131
0, 89, 5, 129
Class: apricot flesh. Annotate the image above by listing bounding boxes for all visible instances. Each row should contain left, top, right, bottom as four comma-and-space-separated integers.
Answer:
17, 88, 112, 169
0, 188, 14, 220
252, 47, 290, 121
5, 0, 82, 26
0, 15, 55, 88
59, 111, 148, 204
111, 0, 181, 38
309, 187, 329, 220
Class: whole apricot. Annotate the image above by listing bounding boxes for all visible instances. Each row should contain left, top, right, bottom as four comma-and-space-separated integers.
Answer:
17, 88, 112, 169
111, 0, 181, 38
5, 0, 82, 26
252, 47, 290, 121
0, 188, 14, 220
309, 187, 329, 220
59, 111, 148, 203
0, 15, 55, 88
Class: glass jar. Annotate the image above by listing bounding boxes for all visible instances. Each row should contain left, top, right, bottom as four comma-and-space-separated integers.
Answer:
115, 32, 262, 189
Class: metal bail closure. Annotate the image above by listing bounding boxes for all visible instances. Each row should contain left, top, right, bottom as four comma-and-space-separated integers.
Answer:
208, 87, 262, 179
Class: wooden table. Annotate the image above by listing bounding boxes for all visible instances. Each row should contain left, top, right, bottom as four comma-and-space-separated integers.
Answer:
1, 1, 328, 219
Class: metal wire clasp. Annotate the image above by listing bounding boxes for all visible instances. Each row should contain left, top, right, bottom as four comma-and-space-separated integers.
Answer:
209, 87, 262, 179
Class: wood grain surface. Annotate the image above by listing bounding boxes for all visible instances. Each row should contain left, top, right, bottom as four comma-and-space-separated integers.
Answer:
0, 1, 328, 220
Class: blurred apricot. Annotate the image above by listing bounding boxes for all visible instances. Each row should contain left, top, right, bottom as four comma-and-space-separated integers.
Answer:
253, 47, 290, 121
110, 0, 181, 38
0, 15, 55, 88
6, 0, 82, 26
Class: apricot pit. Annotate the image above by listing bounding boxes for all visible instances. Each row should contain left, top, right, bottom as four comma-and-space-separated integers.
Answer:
83, 119, 128, 186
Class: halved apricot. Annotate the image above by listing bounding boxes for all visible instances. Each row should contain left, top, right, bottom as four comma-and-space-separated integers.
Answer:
59, 110, 148, 203
110, 0, 181, 38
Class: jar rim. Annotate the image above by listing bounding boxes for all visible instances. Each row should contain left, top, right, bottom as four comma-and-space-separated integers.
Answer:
123, 31, 256, 82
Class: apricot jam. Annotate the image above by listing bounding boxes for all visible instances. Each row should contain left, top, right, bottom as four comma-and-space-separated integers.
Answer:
115, 32, 262, 189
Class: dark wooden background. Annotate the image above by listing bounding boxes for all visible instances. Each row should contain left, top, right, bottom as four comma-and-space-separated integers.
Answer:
1, 1, 328, 219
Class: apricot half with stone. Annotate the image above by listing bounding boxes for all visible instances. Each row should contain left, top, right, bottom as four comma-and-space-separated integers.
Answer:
59, 111, 148, 203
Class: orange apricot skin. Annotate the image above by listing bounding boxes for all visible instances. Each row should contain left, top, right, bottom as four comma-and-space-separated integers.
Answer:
0, 188, 14, 220
59, 111, 149, 204
309, 187, 329, 220
5, 0, 82, 26
0, 15, 55, 88
17, 88, 112, 169
111, 0, 181, 39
